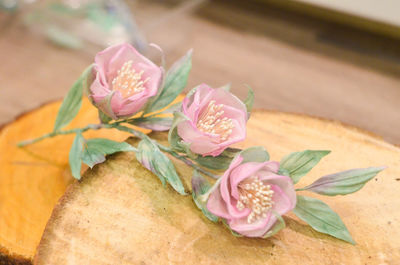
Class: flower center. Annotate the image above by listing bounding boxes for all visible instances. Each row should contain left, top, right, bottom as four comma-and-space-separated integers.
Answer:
196, 100, 234, 142
111, 60, 150, 98
236, 177, 274, 224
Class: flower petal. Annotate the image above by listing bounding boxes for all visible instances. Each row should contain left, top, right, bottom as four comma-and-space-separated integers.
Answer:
177, 120, 221, 155
209, 87, 247, 117
270, 184, 294, 215
207, 188, 231, 220
229, 161, 266, 199
228, 211, 276, 237
259, 172, 296, 210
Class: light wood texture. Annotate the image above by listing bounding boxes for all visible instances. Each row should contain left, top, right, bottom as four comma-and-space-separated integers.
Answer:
34, 107, 400, 264
0, 99, 131, 262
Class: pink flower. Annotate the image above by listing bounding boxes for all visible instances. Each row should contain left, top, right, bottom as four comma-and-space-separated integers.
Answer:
207, 155, 297, 237
90, 43, 163, 118
177, 84, 247, 156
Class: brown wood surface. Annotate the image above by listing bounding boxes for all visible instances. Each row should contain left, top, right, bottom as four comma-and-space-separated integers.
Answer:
29, 103, 400, 264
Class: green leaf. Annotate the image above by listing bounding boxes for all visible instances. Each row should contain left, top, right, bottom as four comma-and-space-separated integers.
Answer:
145, 49, 192, 113
69, 132, 84, 180
243, 85, 254, 118
293, 195, 355, 244
280, 150, 330, 184
263, 211, 286, 238
81, 138, 135, 168
195, 148, 240, 171
299, 166, 385, 196
136, 138, 186, 195
240, 146, 270, 164
192, 170, 219, 222
54, 65, 93, 131
129, 117, 173, 131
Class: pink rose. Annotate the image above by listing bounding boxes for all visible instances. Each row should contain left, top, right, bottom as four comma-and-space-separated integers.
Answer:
207, 155, 297, 237
177, 84, 247, 157
90, 43, 163, 118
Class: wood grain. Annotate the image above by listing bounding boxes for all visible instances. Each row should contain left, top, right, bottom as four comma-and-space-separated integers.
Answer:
0, 99, 131, 262
34, 107, 400, 264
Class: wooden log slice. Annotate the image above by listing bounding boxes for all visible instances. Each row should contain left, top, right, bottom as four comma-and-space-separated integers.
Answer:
34, 109, 400, 264
0, 99, 131, 263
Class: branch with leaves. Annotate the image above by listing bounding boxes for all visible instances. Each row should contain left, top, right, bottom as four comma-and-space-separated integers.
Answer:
19, 43, 385, 244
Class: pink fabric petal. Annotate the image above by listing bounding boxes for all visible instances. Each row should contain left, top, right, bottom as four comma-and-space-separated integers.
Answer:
218, 157, 251, 219
228, 185, 291, 237
207, 156, 243, 219
177, 121, 221, 155
209, 87, 247, 117
259, 173, 296, 209
94, 44, 123, 85
270, 184, 294, 214
207, 188, 232, 220
106, 44, 159, 82
116, 97, 148, 116
90, 74, 111, 102
110, 91, 124, 114
91, 43, 162, 118
183, 84, 213, 122
229, 161, 266, 199
228, 211, 276, 237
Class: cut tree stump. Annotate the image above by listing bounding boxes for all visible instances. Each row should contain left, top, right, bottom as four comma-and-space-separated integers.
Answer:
35, 107, 400, 264
0, 99, 131, 263
2, 100, 400, 264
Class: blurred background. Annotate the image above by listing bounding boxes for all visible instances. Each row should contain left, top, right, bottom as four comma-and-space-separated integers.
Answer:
0, 0, 399, 143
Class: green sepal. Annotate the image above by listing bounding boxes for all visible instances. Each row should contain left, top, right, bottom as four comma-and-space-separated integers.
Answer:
280, 150, 331, 184
191, 170, 219, 222
168, 111, 196, 157
293, 195, 355, 244
194, 148, 240, 171
262, 211, 286, 238
221, 83, 231, 91
98, 109, 112, 124
95, 90, 117, 120
239, 146, 270, 164
54, 64, 93, 131
243, 85, 254, 118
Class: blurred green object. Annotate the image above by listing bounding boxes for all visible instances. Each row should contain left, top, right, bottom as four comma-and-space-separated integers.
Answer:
22, 0, 146, 51
0, 0, 18, 12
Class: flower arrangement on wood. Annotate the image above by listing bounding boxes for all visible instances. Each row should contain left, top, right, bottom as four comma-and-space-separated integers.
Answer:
19, 43, 385, 244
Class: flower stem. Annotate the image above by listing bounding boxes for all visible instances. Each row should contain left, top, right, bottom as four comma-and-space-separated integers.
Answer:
17, 123, 220, 179
112, 124, 219, 179
17, 124, 108, 147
